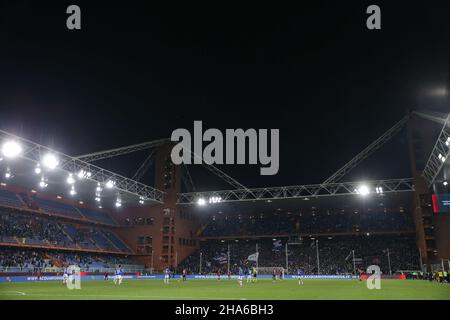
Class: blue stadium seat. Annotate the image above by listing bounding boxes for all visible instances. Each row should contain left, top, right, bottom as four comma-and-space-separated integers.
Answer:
0, 189, 26, 209
102, 230, 131, 252
78, 208, 117, 225
35, 198, 83, 219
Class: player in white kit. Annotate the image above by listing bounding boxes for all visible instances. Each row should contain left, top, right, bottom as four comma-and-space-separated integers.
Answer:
164, 268, 170, 284
62, 267, 69, 285
246, 268, 253, 283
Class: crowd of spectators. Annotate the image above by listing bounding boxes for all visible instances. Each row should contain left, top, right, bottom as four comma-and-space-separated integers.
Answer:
178, 235, 420, 275
0, 210, 70, 246
201, 209, 414, 237
0, 208, 128, 252
0, 248, 138, 271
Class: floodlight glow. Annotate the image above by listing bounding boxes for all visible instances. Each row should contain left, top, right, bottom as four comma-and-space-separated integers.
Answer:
139, 200, 144, 204
197, 198, 206, 206
34, 164, 41, 174
2, 141, 22, 158
115, 201, 122, 208
444, 181, 448, 186
77, 170, 92, 179
95, 197, 101, 202
42, 153, 59, 169
375, 187, 384, 194
357, 185, 370, 196
69, 186, 77, 196
66, 173, 75, 185
5, 170, 11, 179
446, 137, 450, 146
208, 196, 222, 204
96, 183, 102, 192
39, 177, 48, 188
105, 180, 115, 189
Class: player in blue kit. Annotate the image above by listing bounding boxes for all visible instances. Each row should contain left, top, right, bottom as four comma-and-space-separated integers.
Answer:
113, 265, 123, 285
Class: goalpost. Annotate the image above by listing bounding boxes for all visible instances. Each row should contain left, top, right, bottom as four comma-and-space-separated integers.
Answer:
257, 266, 287, 277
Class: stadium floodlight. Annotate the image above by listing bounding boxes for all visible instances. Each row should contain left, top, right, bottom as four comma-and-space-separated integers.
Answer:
39, 176, 48, 188
356, 185, 370, 196
42, 153, 59, 170
375, 186, 384, 194
1, 140, 22, 159
115, 194, 122, 208
446, 137, 450, 147
98, 205, 103, 209
444, 181, 448, 186
208, 196, 222, 204
139, 196, 145, 205
66, 173, 75, 185
77, 169, 92, 179
34, 164, 42, 174
197, 198, 206, 206
438, 153, 446, 163
5, 168, 12, 179
95, 196, 101, 202
69, 185, 77, 196
105, 180, 115, 189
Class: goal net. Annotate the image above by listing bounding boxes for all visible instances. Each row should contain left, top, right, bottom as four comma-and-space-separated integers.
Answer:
257, 266, 286, 276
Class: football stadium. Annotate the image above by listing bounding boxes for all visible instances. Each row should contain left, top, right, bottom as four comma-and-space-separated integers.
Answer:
0, 111, 450, 300
0, 2, 449, 304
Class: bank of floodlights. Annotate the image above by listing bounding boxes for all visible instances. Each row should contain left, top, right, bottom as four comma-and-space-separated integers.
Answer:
1, 140, 22, 159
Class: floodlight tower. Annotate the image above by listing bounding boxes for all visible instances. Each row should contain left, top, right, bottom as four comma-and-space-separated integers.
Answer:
408, 110, 450, 270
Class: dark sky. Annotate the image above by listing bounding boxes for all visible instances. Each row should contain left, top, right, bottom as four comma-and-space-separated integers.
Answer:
0, 1, 448, 191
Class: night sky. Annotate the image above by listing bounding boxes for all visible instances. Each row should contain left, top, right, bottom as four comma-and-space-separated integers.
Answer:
0, 1, 448, 191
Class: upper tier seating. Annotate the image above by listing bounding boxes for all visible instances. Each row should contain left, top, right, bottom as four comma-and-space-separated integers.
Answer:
78, 208, 117, 225
0, 189, 26, 209
102, 230, 131, 252
35, 197, 83, 219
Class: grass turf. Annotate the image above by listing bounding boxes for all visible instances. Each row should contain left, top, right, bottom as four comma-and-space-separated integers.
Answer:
1, 279, 450, 300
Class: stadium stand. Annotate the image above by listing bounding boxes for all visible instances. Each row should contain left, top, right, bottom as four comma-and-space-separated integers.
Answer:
78, 207, 117, 225
0, 248, 143, 272
0, 189, 26, 209
201, 209, 415, 237
34, 197, 84, 219
0, 207, 130, 254
178, 235, 420, 275
102, 230, 132, 252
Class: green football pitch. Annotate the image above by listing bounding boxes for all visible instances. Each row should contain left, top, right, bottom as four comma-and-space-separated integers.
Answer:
1, 279, 449, 300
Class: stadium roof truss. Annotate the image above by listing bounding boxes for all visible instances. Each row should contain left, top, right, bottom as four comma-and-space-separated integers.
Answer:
422, 112, 450, 186
75, 139, 252, 191
0, 129, 164, 203
321, 115, 410, 185
177, 178, 415, 204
